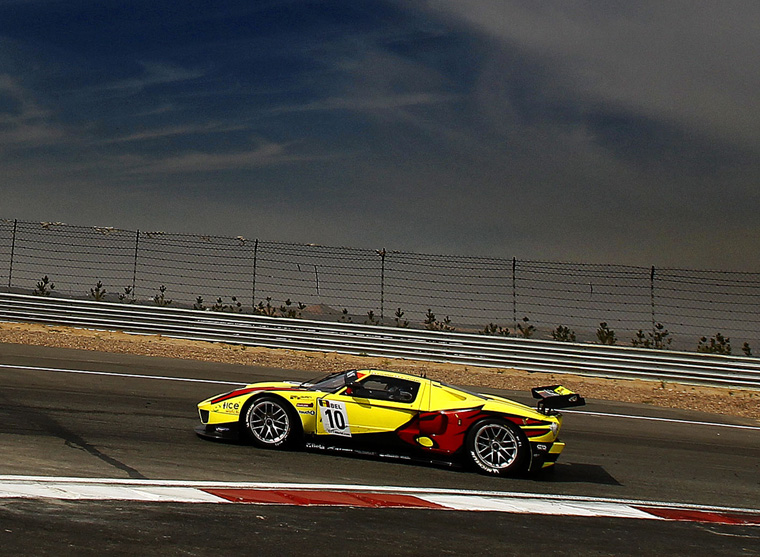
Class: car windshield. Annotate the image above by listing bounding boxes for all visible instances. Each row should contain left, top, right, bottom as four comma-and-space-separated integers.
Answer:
302, 371, 347, 393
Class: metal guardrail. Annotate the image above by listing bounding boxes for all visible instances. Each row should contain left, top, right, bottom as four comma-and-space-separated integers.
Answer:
1, 293, 759, 389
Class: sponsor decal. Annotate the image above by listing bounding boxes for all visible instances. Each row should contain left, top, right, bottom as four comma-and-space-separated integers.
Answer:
296, 403, 315, 408
319, 399, 351, 437
305, 441, 327, 450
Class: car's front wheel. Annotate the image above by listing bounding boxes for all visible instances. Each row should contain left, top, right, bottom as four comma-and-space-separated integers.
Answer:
244, 396, 300, 449
466, 419, 527, 476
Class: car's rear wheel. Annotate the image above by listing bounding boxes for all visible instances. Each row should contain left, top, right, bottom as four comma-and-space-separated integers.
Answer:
244, 396, 300, 449
466, 419, 527, 476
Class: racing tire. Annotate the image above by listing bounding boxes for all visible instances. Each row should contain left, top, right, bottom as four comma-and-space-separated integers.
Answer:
243, 396, 301, 449
465, 419, 528, 477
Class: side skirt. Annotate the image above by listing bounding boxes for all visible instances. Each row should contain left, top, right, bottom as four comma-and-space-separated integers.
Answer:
304, 438, 461, 469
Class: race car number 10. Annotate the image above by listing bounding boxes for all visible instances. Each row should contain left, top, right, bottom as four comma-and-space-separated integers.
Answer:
319, 399, 351, 437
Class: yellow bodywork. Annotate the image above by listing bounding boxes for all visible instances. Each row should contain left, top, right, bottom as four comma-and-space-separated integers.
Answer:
197, 369, 567, 469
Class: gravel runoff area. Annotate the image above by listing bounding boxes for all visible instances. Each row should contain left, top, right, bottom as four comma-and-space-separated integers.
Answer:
0, 321, 758, 423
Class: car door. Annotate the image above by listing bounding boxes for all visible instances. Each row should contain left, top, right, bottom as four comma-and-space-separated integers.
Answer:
317, 374, 424, 437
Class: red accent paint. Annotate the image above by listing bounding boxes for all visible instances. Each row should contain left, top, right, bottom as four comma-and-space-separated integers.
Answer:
503, 416, 524, 425
503, 417, 551, 427
418, 412, 448, 436
524, 429, 551, 438
396, 408, 551, 454
637, 507, 760, 525
525, 418, 549, 425
209, 387, 300, 404
202, 489, 446, 509
395, 408, 486, 454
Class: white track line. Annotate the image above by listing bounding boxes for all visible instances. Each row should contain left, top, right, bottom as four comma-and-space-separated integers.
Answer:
563, 409, 760, 431
0, 363, 243, 386
2, 363, 757, 430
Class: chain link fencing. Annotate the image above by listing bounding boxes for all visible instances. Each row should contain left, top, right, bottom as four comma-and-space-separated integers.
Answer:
1, 219, 758, 354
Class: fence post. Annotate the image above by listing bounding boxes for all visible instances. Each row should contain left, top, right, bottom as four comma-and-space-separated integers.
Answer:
251, 239, 259, 309
131, 230, 140, 301
8, 219, 17, 290
650, 265, 656, 335
512, 257, 517, 330
378, 248, 386, 321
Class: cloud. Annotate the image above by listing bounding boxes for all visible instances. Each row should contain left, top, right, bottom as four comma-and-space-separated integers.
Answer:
425, 0, 760, 148
0, 75, 66, 148
56, 61, 206, 104
121, 139, 327, 174
273, 91, 458, 114
2, 0, 759, 272
98, 62, 205, 94
103, 122, 251, 144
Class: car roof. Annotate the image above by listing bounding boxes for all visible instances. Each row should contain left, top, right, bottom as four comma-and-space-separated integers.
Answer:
356, 369, 427, 383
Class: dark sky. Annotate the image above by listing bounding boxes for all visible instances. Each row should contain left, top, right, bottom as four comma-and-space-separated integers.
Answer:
1, 0, 758, 270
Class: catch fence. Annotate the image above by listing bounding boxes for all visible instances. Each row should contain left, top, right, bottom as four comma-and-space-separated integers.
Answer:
1, 219, 758, 354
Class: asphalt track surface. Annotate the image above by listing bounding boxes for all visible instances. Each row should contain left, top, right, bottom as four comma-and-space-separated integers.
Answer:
0, 343, 758, 555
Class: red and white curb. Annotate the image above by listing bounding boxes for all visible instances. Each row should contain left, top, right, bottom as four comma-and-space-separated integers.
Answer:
0, 476, 758, 526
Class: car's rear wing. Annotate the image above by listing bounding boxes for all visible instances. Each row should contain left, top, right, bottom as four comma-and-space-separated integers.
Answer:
531, 385, 585, 414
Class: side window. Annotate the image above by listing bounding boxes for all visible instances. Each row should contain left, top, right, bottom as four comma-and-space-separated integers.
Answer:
352, 376, 420, 403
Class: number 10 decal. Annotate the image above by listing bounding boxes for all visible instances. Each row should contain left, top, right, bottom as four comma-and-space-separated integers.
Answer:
319, 399, 351, 437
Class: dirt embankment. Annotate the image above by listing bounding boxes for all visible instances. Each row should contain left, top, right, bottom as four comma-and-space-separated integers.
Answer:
0, 322, 758, 422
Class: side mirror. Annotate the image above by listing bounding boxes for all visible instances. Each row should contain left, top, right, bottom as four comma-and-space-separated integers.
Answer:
344, 370, 360, 387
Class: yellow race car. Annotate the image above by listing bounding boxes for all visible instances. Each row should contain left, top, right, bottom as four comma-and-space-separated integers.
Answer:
196, 369, 584, 476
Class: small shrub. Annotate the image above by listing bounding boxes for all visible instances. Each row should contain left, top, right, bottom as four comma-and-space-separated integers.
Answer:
394, 307, 409, 328
597, 322, 617, 345
153, 285, 172, 306
631, 323, 672, 350
119, 286, 135, 303
424, 309, 436, 328
34, 275, 55, 296
89, 281, 106, 301
697, 333, 731, 355
436, 316, 455, 331
517, 316, 536, 339
424, 309, 455, 331
632, 330, 646, 346
482, 323, 510, 336
254, 297, 277, 317
365, 310, 380, 325
279, 299, 306, 318
551, 325, 576, 342
193, 296, 206, 310
211, 296, 242, 313
742, 342, 752, 357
